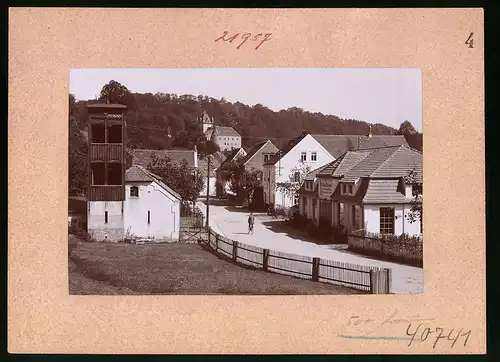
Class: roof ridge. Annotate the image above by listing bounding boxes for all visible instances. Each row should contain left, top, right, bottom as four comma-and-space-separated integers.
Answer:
369, 145, 404, 177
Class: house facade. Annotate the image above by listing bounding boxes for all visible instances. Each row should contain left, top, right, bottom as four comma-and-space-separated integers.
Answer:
210, 126, 242, 151
263, 134, 336, 208
297, 145, 423, 237
264, 131, 408, 209
88, 165, 182, 242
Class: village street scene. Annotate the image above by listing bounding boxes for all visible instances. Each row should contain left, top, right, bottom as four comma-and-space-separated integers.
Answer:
68, 68, 423, 295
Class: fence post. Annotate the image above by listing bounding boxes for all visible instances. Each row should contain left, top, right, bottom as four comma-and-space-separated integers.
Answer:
215, 234, 219, 252
312, 257, 320, 282
232, 241, 238, 261
369, 270, 375, 294
263, 249, 270, 271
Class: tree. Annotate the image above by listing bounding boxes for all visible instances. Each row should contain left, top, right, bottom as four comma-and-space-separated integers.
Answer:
404, 163, 423, 227
397, 120, 417, 136
216, 161, 261, 203
99, 80, 137, 109
397, 120, 423, 151
147, 154, 204, 205
275, 160, 311, 202
68, 93, 88, 196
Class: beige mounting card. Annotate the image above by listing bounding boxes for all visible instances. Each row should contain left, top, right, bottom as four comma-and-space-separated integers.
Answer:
8, 8, 485, 354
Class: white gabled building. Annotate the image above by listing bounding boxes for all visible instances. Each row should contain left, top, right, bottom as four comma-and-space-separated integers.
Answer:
123, 165, 181, 241
263, 130, 409, 209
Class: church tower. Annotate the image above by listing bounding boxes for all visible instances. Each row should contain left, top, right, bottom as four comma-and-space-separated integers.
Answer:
198, 109, 215, 140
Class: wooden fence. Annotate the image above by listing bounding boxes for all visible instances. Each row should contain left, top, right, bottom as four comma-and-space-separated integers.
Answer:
204, 228, 391, 294
348, 231, 423, 266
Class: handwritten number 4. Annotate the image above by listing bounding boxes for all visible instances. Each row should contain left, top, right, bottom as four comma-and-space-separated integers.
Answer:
465, 33, 474, 48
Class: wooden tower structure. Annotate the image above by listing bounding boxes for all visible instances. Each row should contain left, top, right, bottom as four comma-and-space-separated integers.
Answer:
86, 103, 127, 241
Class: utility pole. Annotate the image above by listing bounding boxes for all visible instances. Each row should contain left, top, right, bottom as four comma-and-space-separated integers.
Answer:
205, 154, 210, 227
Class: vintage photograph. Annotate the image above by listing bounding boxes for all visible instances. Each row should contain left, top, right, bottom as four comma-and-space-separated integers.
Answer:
68, 68, 423, 295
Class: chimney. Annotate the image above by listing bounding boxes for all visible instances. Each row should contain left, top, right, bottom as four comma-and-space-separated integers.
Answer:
193, 145, 198, 168
368, 125, 372, 139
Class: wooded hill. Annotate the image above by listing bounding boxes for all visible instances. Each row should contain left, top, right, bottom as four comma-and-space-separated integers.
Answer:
69, 80, 423, 196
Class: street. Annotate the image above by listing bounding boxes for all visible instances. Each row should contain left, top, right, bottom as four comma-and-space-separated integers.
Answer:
197, 199, 423, 294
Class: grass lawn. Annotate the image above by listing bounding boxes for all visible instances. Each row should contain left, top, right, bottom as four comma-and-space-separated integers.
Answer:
69, 239, 364, 295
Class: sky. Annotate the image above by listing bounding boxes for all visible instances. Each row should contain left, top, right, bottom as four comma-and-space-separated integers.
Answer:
69, 68, 422, 132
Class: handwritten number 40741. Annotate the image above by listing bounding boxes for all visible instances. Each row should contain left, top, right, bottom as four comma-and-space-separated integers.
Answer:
215, 31, 272, 50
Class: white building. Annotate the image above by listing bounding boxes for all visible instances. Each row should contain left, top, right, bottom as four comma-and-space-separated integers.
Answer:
198, 109, 242, 151
263, 131, 408, 208
297, 145, 422, 237
87, 165, 181, 242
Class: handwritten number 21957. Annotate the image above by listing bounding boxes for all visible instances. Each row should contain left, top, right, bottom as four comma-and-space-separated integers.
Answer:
215, 31, 272, 50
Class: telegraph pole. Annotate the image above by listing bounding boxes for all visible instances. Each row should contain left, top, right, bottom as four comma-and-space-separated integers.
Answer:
205, 154, 210, 227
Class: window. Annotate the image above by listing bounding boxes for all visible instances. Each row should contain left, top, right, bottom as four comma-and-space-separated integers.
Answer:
148, 211, 151, 224
380, 207, 395, 234
264, 154, 270, 162
300, 152, 307, 161
294, 172, 300, 182
294, 195, 300, 205
107, 125, 122, 143
107, 163, 122, 185
130, 186, 139, 197
305, 181, 313, 190
104, 211, 108, 224
311, 152, 317, 161
341, 184, 354, 195
91, 163, 105, 185
91, 124, 105, 143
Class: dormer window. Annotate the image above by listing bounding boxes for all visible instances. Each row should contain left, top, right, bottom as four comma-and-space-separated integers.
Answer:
341, 184, 354, 195
130, 186, 139, 197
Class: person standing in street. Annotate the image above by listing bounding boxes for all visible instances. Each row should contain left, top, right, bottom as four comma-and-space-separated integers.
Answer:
248, 213, 255, 234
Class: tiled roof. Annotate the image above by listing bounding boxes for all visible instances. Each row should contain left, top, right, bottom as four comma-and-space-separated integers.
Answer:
265, 133, 408, 166
370, 146, 423, 183
219, 148, 246, 168
239, 141, 268, 165
304, 163, 332, 181
86, 103, 127, 109
213, 126, 241, 137
211, 151, 227, 165
332, 150, 372, 177
312, 135, 360, 158
129, 149, 196, 169
362, 179, 409, 204
125, 165, 181, 200
318, 145, 422, 204
340, 147, 401, 182
265, 133, 308, 165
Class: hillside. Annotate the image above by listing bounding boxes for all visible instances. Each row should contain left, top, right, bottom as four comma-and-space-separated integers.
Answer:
69, 81, 423, 196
